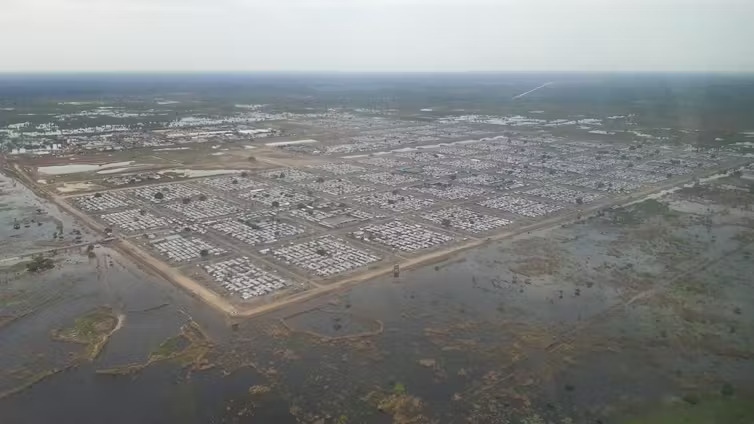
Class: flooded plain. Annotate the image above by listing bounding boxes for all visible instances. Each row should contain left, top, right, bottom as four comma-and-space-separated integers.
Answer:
1, 173, 754, 423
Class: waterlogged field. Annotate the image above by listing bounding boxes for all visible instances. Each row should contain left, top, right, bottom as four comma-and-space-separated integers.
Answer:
2, 73, 754, 423
2, 174, 753, 423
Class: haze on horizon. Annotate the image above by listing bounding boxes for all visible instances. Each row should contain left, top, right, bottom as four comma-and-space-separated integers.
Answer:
1, 0, 752, 73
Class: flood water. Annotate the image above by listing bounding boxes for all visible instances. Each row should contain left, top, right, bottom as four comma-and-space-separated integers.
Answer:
2, 173, 754, 423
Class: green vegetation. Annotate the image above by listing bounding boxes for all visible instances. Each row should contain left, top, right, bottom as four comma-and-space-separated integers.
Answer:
50, 306, 118, 360
619, 397, 754, 424
25, 255, 54, 273
608, 199, 676, 225
392, 382, 407, 395
97, 321, 213, 376
150, 335, 186, 360
366, 385, 426, 424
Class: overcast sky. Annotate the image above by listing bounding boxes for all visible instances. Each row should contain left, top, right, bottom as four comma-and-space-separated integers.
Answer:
1, 0, 752, 73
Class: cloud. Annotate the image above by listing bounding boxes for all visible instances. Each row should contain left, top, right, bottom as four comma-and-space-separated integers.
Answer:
1, 0, 752, 72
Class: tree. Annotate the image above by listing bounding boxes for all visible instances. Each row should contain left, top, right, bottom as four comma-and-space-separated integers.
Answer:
198, 194, 207, 201
153, 192, 164, 200
93, 192, 103, 198
231, 179, 239, 185
449, 174, 457, 181
248, 155, 256, 162
271, 200, 280, 208
441, 218, 452, 227
316, 248, 328, 256
241, 171, 249, 178
297, 203, 306, 209
182, 197, 191, 204
575, 197, 584, 205
316, 176, 325, 183
199, 249, 209, 257
279, 172, 286, 179
392, 189, 400, 195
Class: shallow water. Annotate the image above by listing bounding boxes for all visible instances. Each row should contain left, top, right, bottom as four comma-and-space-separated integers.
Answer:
2, 184, 754, 423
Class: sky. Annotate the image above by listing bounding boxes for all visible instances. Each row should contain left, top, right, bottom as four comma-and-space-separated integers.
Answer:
1, 0, 753, 73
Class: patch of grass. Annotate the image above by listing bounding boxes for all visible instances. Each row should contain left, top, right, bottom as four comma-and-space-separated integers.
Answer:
392, 382, 407, 395
51, 307, 118, 359
150, 335, 187, 360
609, 199, 677, 225
619, 397, 754, 424
98, 321, 214, 376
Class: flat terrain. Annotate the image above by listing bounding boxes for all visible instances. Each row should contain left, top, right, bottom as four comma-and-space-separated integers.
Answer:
1, 73, 754, 423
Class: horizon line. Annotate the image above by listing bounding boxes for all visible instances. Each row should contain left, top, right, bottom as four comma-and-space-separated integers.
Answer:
1, 69, 753, 76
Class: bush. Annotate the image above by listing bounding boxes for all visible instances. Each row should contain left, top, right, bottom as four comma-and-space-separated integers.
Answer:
26, 255, 54, 273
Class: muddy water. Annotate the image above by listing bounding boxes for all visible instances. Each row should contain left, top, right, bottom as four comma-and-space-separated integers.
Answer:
0, 172, 96, 257
2, 183, 754, 423
0, 246, 297, 423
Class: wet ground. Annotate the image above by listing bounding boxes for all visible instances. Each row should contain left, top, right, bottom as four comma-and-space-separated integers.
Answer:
0, 172, 96, 258
1, 173, 754, 423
